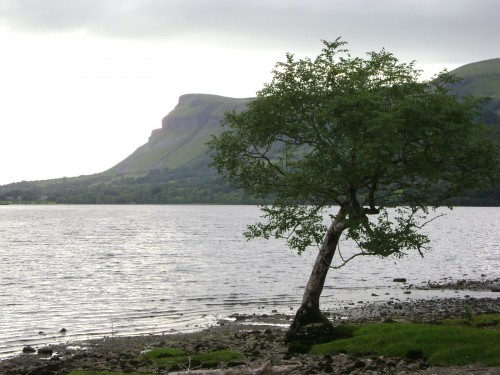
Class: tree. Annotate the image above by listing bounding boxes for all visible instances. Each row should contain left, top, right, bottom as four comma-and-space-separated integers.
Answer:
208, 39, 498, 340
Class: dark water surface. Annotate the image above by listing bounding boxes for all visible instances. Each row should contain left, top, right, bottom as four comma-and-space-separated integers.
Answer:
0, 205, 498, 357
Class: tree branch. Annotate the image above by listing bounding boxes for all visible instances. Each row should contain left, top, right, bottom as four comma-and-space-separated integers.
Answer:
330, 250, 376, 269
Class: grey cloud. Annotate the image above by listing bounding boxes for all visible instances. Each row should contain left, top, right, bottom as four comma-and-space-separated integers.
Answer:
1, 0, 498, 64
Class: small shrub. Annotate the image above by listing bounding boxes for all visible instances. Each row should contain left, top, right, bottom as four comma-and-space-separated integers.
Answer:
464, 305, 475, 322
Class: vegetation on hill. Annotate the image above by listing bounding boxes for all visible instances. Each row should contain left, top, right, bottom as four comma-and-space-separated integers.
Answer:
446, 58, 500, 129
0, 167, 263, 204
447, 58, 500, 101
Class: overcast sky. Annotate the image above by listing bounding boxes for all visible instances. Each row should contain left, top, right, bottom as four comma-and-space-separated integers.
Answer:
0, 0, 498, 185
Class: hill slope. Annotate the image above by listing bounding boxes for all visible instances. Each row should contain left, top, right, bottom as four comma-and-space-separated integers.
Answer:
447, 59, 500, 124
447, 58, 500, 100
109, 94, 251, 176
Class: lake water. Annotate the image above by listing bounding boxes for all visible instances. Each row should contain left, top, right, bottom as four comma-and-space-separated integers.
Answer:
0, 205, 498, 358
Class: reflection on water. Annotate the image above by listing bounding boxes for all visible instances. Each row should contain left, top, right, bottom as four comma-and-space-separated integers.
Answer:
0, 205, 498, 357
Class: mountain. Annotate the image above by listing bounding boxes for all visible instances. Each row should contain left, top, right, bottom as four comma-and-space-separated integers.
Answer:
0, 60, 498, 205
0, 93, 257, 204
109, 94, 251, 177
109, 59, 500, 179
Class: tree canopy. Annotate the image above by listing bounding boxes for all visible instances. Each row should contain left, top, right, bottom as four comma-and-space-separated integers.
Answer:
208, 39, 499, 337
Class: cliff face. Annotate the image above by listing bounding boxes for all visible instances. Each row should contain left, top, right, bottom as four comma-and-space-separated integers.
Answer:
109, 94, 251, 176
161, 94, 245, 131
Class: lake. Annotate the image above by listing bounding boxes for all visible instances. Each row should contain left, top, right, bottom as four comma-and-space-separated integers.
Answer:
0, 205, 498, 357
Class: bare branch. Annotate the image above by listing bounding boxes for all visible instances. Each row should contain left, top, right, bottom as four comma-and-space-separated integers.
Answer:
415, 213, 446, 229
330, 251, 376, 269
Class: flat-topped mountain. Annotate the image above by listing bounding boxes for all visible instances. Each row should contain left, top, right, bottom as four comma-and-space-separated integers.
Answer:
110, 94, 251, 176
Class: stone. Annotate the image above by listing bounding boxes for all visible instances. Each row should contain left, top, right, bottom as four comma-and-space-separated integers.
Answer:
37, 347, 53, 356
393, 278, 407, 282
22, 346, 36, 353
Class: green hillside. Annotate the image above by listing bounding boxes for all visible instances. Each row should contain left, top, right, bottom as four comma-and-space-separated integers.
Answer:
448, 58, 500, 100
109, 94, 251, 176
446, 58, 500, 126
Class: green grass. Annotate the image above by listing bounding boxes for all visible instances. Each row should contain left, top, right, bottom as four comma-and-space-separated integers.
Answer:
143, 347, 187, 359
311, 315, 500, 366
144, 347, 244, 369
69, 372, 148, 375
441, 313, 500, 329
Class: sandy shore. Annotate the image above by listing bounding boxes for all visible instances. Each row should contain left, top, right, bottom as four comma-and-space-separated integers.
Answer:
1, 283, 499, 374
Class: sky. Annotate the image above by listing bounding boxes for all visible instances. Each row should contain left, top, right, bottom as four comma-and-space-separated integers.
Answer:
0, 0, 498, 185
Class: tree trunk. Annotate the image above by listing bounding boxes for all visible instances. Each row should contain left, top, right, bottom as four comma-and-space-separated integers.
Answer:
286, 214, 346, 342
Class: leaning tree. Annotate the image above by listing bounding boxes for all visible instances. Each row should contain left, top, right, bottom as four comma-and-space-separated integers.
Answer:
208, 39, 498, 339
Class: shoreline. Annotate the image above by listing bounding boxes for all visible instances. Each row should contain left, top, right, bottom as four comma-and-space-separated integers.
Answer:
2, 278, 498, 359
1, 293, 499, 375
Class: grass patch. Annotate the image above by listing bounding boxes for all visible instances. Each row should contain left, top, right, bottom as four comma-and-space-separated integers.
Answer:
441, 313, 500, 329
144, 347, 244, 370
311, 318, 500, 366
68, 372, 148, 375
143, 347, 186, 359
